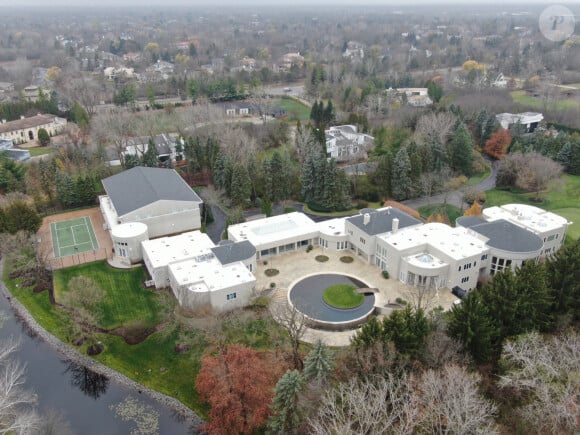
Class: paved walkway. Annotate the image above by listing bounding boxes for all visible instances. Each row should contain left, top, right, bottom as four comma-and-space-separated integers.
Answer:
257, 247, 457, 347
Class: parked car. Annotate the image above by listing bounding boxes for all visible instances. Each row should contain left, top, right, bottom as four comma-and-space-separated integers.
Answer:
451, 286, 467, 299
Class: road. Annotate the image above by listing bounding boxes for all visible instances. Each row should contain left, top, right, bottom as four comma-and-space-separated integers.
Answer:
402, 159, 498, 210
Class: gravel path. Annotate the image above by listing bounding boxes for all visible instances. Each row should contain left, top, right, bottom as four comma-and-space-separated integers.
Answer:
0, 258, 204, 430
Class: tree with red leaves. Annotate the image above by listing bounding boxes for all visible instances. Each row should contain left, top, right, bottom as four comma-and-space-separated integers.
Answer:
196, 344, 282, 435
484, 129, 511, 159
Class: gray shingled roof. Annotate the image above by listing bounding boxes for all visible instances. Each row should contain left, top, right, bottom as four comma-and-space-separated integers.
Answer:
102, 166, 201, 217
469, 219, 543, 253
455, 216, 487, 228
347, 207, 422, 236
211, 241, 256, 265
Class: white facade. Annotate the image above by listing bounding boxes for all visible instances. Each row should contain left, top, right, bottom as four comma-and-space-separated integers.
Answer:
496, 112, 544, 132
111, 222, 149, 266
325, 125, 374, 161
228, 212, 320, 259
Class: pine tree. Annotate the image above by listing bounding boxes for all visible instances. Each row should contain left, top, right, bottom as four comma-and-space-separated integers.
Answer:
303, 340, 334, 385
230, 164, 251, 207
141, 138, 159, 167
373, 152, 394, 199
546, 239, 580, 321
392, 147, 413, 200
450, 123, 474, 176
267, 370, 305, 435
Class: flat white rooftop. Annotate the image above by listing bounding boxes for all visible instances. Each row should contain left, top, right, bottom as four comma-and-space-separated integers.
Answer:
379, 222, 488, 261
228, 212, 319, 247
483, 204, 570, 234
316, 217, 348, 237
142, 230, 215, 269
169, 257, 255, 291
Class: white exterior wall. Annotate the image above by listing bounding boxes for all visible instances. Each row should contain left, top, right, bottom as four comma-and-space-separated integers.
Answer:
485, 247, 541, 277
345, 220, 376, 263
111, 225, 149, 265
142, 251, 169, 289
209, 281, 255, 312
121, 199, 201, 238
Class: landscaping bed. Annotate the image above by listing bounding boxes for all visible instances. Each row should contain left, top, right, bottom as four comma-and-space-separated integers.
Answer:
322, 284, 364, 309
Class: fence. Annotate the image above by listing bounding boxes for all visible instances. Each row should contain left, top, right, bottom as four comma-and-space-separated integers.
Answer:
48, 247, 111, 270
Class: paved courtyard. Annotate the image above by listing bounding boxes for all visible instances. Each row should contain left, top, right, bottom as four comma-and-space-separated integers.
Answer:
256, 247, 458, 347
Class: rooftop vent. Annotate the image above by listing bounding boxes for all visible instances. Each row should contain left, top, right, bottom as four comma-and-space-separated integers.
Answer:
363, 213, 371, 225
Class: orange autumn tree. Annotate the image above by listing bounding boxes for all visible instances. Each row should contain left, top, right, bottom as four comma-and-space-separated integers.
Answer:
196, 344, 282, 435
464, 202, 483, 216
484, 128, 511, 159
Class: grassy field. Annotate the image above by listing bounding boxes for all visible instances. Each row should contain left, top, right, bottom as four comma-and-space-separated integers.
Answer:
511, 90, 580, 111
28, 147, 53, 157
53, 262, 162, 330
322, 284, 363, 308
418, 204, 463, 225
276, 97, 311, 123
485, 174, 580, 240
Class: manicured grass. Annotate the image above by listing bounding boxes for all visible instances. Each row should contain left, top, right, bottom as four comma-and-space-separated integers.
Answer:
275, 98, 311, 122
27, 146, 53, 157
485, 174, 580, 240
53, 261, 162, 330
322, 284, 364, 309
303, 201, 382, 217
511, 90, 580, 111
418, 204, 463, 226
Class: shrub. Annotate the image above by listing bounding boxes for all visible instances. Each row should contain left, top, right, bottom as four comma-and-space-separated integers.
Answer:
269, 282, 276, 289
315, 255, 329, 262
340, 256, 354, 263
283, 206, 296, 213
382, 270, 390, 279
265, 269, 279, 277
306, 245, 313, 253
37, 128, 50, 146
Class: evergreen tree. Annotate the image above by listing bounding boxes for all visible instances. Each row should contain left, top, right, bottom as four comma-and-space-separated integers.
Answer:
303, 340, 334, 385
392, 147, 413, 200
373, 152, 394, 199
123, 154, 141, 169
230, 164, 251, 207
267, 370, 305, 435
141, 139, 159, 167
450, 123, 474, 176
447, 291, 499, 364
300, 154, 317, 203
37, 128, 50, 146
323, 100, 335, 124
382, 306, 430, 360
2, 200, 41, 234
546, 239, 580, 321
55, 171, 77, 208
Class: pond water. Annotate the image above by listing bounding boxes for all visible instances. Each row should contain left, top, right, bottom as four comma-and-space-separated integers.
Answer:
0, 294, 196, 435
289, 273, 375, 324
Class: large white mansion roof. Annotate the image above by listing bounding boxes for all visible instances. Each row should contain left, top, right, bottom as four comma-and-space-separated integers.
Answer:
169, 257, 255, 291
228, 212, 319, 247
142, 231, 215, 269
379, 222, 488, 261
316, 217, 348, 237
483, 204, 571, 234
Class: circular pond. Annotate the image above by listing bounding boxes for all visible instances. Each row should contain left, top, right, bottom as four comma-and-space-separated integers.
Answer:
289, 274, 376, 330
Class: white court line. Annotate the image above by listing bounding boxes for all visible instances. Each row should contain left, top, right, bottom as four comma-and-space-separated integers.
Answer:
85, 216, 98, 251
52, 223, 62, 257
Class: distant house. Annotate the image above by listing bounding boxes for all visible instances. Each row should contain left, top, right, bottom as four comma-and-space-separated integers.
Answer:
343, 41, 365, 62
22, 85, 50, 102
106, 133, 179, 167
277, 52, 304, 72
0, 114, 67, 145
492, 73, 508, 88
103, 67, 135, 80
325, 125, 374, 161
496, 112, 543, 133
100, 166, 203, 240
394, 88, 433, 107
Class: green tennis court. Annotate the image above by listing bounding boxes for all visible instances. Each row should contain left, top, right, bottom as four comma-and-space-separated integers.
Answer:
50, 217, 99, 258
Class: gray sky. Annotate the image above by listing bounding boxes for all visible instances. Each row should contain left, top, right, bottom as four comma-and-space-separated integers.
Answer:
2, 0, 579, 6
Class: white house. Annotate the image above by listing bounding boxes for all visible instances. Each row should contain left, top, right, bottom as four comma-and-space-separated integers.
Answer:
325, 125, 374, 161
100, 166, 203, 241
496, 112, 543, 133
0, 114, 67, 145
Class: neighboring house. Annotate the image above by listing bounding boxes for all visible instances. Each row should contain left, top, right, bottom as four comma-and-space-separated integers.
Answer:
103, 67, 135, 81
277, 52, 304, 71
496, 112, 543, 133
343, 41, 365, 61
118, 133, 178, 166
0, 138, 30, 161
0, 114, 67, 145
492, 73, 508, 88
396, 88, 433, 107
221, 101, 285, 119
23, 85, 50, 102
99, 166, 203, 240
325, 125, 374, 161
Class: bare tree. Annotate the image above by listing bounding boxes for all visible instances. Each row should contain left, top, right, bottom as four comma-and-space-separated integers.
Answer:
498, 331, 579, 434
0, 338, 40, 434
418, 365, 498, 434
414, 111, 456, 150
308, 374, 419, 435
270, 301, 308, 370
515, 152, 563, 201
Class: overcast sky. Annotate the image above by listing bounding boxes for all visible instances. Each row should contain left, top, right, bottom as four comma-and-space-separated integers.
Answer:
1, 0, 579, 6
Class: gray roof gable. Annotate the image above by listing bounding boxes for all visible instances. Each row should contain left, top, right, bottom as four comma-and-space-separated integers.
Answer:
102, 166, 202, 217
469, 219, 543, 253
211, 240, 256, 265
347, 207, 422, 236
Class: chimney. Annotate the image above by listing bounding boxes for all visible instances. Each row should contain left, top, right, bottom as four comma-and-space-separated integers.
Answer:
363, 213, 371, 226
20, 115, 25, 120
392, 218, 399, 233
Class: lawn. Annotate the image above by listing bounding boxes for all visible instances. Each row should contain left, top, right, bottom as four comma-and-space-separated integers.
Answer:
322, 284, 364, 309
418, 204, 463, 225
28, 146, 53, 157
53, 261, 162, 330
275, 97, 311, 123
511, 90, 580, 111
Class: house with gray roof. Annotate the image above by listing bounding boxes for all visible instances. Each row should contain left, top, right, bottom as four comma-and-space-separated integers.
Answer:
325, 125, 374, 162
99, 166, 203, 239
